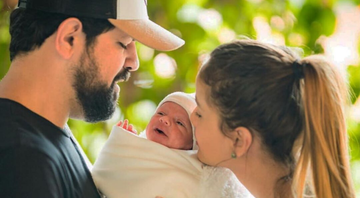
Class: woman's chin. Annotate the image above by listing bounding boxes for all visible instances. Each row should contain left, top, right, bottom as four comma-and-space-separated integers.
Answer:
197, 152, 207, 163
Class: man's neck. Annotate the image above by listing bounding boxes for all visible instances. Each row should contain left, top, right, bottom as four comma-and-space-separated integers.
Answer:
0, 57, 71, 128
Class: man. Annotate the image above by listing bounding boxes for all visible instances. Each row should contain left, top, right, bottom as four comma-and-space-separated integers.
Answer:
0, 0, 184, 197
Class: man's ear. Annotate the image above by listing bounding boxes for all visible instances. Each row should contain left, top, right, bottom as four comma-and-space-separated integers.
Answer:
232, 127, 252, 158
55, 18, 84, 59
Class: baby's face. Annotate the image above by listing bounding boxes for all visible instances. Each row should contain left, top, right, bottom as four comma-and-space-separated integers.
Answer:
146, 102, 193, 150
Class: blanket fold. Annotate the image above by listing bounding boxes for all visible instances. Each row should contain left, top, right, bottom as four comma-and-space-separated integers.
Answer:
92, 126, 203, 198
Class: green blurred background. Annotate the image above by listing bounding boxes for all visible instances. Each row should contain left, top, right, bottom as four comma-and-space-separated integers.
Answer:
1, 0, 360, 196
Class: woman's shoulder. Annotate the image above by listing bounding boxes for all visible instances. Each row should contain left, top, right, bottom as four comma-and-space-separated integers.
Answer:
199, 166, 254, 198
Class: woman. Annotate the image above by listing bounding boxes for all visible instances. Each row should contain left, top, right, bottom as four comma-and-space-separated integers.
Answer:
191, 39, 355, 198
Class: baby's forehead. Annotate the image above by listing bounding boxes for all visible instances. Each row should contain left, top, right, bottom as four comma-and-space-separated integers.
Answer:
158, 102, 189, 117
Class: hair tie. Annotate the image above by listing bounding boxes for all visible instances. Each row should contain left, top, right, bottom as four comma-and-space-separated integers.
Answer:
292, 60, 304, 80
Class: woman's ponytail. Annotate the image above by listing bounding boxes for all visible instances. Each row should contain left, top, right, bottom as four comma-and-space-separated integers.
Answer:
292, 55, 355, 198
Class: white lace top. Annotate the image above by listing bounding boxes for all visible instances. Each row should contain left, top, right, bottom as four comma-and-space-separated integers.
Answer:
199, 166, 254, 198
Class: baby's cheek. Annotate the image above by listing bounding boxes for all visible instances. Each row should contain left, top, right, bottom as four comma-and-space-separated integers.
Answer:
145, 129, 154, 141
184, 135, 194, 150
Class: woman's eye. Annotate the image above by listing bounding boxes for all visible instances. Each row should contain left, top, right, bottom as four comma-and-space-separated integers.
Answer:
118, 42, 127, 50
195, 112, 202, 118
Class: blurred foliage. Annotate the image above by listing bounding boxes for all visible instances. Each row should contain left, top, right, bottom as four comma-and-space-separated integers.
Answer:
1, 0, 360, 195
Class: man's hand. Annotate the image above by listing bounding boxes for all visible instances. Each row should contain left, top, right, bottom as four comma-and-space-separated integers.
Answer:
116, 119, 137, 134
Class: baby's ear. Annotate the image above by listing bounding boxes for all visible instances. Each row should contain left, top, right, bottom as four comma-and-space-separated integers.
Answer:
232, 127, 252, 157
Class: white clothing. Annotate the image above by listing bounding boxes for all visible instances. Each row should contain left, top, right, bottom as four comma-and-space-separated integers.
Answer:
200, 166, 254, 198
92, 126, 253, 198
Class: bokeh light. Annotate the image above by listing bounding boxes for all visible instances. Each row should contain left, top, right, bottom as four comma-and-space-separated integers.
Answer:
218, 27, 237, 43
138, 45, 155, 61
270, 16, 285, 31
154, 53, 177, 79
253, 16, 285, 45
177, 4, 202, 23
134, 72, 154, 89
127, 100, 157, 132
197, 8, 223, 31
320, 4, 360, 73
351, 97, 360, 122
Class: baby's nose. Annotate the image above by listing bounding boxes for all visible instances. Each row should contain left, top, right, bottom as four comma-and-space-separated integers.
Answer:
160, 116, 170, 126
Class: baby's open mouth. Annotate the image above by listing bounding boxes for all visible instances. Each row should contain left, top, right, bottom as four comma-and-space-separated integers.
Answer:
155, 128, 167, 137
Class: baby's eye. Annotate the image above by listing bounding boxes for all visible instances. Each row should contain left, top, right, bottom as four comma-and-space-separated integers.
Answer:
176, 121, 184, 127
195, 112, 202, 118
157, 112, 164, 115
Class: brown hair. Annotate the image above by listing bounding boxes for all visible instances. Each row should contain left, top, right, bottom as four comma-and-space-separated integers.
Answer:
199, 40, 355, 198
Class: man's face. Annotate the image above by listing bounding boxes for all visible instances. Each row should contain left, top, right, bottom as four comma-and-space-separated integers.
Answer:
72, 28, 138, 122
146, 102, 193, 150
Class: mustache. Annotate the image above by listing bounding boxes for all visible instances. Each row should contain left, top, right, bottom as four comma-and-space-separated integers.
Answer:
114, 68, 131, 82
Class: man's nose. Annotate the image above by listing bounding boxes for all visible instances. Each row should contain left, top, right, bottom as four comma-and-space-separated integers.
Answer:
124, 41, 139, 71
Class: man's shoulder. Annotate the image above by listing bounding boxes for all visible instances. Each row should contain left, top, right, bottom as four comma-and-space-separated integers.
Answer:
0, 98, 67, 154
0, 114, 64, 161
0, 98, 41, 135
0, 124, 62, 161
0, 101, 100, 198
0, 139, 99, 198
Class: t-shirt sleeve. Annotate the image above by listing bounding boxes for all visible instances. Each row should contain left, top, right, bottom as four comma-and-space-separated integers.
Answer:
0, 146, 63, 198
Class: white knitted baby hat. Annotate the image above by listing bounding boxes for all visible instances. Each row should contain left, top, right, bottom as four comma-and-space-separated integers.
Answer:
157, 92, 198, 150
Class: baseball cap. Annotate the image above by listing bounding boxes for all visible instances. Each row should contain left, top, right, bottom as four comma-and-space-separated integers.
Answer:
17, 0, 185, 51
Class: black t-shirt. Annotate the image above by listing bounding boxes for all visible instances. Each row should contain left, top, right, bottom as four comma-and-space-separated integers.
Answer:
0, 99, 101, 198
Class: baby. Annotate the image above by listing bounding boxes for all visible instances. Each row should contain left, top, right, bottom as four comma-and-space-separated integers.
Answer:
92, 92, 251, 198
118, 91, 197, 150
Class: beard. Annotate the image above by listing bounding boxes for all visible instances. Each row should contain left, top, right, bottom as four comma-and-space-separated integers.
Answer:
72, 48, 130, 123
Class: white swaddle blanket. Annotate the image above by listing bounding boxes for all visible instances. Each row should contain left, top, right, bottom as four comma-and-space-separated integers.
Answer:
92, 126, 253, 198
92, 126, 202, 198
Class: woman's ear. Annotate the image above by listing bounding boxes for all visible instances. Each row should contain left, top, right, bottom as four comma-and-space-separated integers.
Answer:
55, 18, 84, 59
232, 127, 252, 158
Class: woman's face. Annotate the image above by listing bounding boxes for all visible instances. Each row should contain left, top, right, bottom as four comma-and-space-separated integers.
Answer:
190, 78, 233, 166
